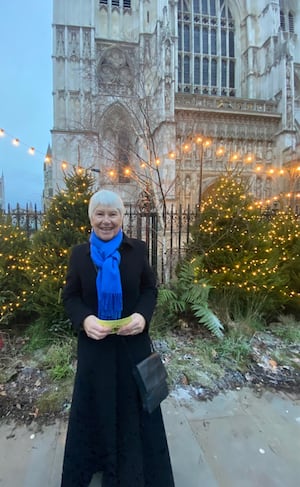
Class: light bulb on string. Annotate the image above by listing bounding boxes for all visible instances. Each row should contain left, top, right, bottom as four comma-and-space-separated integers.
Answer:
0, 127, 83, 177
216, 147, 225, 156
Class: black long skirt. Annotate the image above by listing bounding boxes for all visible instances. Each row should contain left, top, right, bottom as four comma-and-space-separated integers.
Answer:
61, 333, 175, 487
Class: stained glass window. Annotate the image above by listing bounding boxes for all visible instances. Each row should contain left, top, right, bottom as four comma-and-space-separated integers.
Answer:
178, 0, 236, 96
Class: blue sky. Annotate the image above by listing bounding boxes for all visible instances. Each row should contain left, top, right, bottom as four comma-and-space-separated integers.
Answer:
0, 1, 52, 209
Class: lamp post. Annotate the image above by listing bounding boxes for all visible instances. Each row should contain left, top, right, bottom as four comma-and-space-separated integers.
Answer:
284, 164, 300, 213
290, 166, 300, 213
198, 143, 204, 210
195, 136, 211, 212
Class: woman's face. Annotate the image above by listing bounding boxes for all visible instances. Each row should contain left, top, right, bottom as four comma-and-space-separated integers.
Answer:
90, 205, 123, 241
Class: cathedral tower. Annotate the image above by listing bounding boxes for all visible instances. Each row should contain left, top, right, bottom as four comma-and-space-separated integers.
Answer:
50, 0, 300, 211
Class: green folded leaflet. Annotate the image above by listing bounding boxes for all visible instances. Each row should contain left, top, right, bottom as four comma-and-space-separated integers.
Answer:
98, 316, 131, 333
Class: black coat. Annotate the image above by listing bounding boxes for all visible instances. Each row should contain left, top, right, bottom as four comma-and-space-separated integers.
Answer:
61, 235, 175, 487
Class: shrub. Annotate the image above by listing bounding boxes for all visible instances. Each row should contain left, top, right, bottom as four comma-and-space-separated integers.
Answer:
0, 216, 32, 325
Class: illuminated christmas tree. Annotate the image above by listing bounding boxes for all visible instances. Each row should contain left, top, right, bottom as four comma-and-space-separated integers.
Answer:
27, 169, 94, 329
188, 176, 300, 324
0, 215, 31, 324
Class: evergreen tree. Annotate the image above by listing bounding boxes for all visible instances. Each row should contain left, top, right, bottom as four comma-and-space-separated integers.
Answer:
0, 214, 31, 325
267, 210, 300, 317
186, 176, 300, 325
27, 169, 94, 331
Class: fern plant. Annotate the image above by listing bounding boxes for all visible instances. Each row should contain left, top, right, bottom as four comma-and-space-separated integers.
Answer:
155, 257, 224, 339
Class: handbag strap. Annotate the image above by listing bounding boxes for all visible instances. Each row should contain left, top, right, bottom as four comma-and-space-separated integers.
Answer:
121, 335, 154, 366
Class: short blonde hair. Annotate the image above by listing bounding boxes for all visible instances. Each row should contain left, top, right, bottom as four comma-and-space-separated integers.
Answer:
88, 190, 125, 220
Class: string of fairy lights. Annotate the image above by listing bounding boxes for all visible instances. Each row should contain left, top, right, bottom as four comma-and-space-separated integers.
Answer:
193, 177, 300, 300
0, 127, 160, 184
1, 133, 299, 321
1, 127, 300, 209
0, 127, 71, 168
169, 137, 300, 209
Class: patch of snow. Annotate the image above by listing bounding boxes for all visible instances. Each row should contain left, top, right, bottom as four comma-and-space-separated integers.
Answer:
170, 386, 193, 402
170, 385, 204, 402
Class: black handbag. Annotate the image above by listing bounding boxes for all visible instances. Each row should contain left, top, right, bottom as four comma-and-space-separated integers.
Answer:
132, 350, 169, 414
124, 337, 169, 414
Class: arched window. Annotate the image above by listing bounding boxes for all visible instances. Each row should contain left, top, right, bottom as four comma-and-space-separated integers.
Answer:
101, 105, 133, 184
280, 9, 294, 33
288, 12, 294, 33
118, 131, 131, 183
102, 128, 131, 184
99, 0, 131, 10
178, 0, 236, 96
280, 10, 285, 30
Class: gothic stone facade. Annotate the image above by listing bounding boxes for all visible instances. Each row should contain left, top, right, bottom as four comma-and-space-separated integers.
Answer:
48, 0, 300, 213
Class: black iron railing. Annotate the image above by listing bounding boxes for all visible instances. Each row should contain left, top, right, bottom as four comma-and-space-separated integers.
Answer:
2, 204, 197, 283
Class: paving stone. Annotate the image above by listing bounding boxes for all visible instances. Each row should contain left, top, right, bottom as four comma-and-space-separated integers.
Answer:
0, 389, 299, 487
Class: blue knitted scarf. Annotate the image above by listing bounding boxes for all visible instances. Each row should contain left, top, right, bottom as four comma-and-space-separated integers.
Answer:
89, 229, 123, 320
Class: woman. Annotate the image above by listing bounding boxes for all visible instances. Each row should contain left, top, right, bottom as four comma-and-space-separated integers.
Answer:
61, 189, 175, 487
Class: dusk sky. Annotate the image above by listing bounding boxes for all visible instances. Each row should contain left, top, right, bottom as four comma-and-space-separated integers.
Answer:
0, 1, 52, 209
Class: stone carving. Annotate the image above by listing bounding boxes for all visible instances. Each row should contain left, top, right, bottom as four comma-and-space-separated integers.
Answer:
101, 63, 116, 83
58, 90, 67, 100
56, 27, 65, 57
294, 64, 300, 98
84, 91, 92, 102
82, 29, 91, 58
120, 66, 131, 83
165, 41, 171, 69
98, 47, 133, 92
68, 28, 80, 60
256, 176, 262, 199
144, 39, 151, 66
165, 89, 171, 111
110, 48, 126, 67
286, 60, 294, 129
265, 177, 272, 198
69, 90, 81, 101
184, 175, 191, 202
266, 141, 273, 162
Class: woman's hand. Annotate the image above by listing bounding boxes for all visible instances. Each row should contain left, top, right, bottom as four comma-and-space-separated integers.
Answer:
83, 315, 112, 340
117, 313, 146, 336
